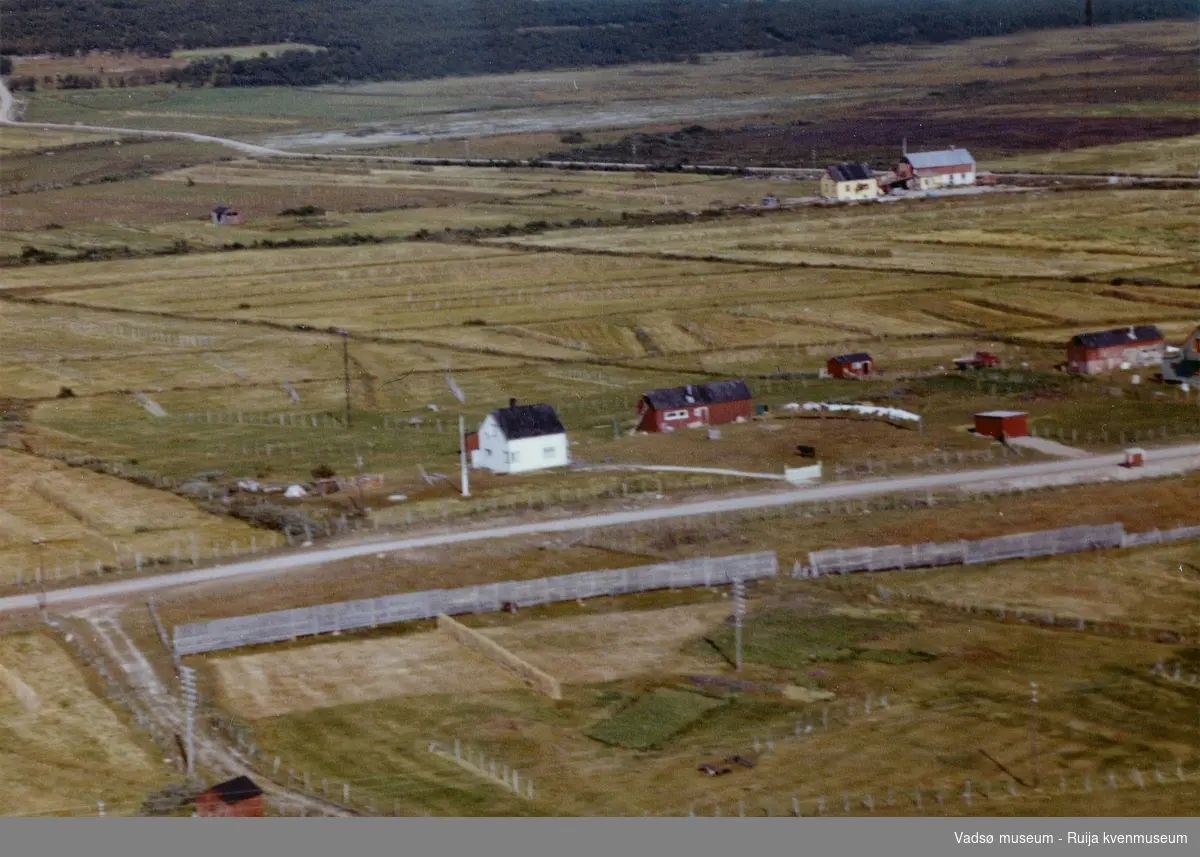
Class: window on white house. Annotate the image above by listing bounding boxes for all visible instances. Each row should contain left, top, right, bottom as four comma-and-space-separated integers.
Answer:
664, 409, 689, 420
543, 446, 556, 459
511, 451, 519, 463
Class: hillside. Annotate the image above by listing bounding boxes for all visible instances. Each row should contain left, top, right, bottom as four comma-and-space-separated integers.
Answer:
2, 0, 1197, 86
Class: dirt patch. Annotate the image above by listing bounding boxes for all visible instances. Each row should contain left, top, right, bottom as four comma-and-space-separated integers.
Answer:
212, 633, 519, 719
212, 603, 728, 718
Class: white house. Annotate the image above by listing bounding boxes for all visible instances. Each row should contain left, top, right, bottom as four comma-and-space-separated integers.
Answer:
820, 163, 879, 201
470, 400, 569, 475
896, 148, 976, 190
1162, 324, 1200, 383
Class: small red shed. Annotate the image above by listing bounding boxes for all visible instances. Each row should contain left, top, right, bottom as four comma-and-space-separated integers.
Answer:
194, 776, 264, 818
974, 410, 1029, 440
463, 430, 480, 454
827, 352, 874, 379
636, 379, 752, 433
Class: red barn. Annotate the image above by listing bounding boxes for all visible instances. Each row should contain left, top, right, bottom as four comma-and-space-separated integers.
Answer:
1066, 325, 1164, 375
636, 380, 752, 433
827, 352, 874, 379
194, 776, 264, 818
974, 410, 1028, 441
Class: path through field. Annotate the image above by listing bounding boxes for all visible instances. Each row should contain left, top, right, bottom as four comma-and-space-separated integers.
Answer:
69, 604, 355, 816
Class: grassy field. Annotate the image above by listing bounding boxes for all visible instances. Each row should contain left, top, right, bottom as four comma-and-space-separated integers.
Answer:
0, 448, 260, 588
0, 632, 164, 816
172, 43, 325, 61
3, 181, 1198, 509
187, 538, 1200, 816
989, 136, 1200, 176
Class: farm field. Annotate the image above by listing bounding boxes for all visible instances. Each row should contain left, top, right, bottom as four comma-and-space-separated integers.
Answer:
0, 632, 163, 816
988, 135, 1200, 176
0, 449, 259, 586
190, 541, 1200, 817
2, 181, 1197, 510
1, 15, 1198, 821
495, 190, 1199, 277
0, 158, 812, 261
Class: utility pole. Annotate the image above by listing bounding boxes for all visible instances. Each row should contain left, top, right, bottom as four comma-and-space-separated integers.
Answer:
180, 666, 198, 780
459, 414, 470, 498
339, 330, 352, 428
1029, 681, 1039, 788
732, 578, 745, 672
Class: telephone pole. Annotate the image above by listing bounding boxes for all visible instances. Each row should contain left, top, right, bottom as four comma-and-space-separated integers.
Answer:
1029, 681, 1040, 788
732, 578, 745, 672
459, 414, 470, 498
339, 330, 352, 428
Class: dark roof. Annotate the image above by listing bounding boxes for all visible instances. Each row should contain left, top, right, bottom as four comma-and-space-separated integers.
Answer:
207, 776, 263, 805
825, 163, 875, 182
212, 206, 231, 215
491, 403, 565, 439
1071, 325, 1164, 349
643, 379, 752, 410
830, 352, 873, 364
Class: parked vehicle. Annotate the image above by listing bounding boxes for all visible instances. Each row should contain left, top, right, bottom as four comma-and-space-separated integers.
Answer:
953, 351, 1000, 370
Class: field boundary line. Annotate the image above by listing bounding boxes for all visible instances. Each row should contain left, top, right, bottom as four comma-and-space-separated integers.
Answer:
437, 613, 562, 700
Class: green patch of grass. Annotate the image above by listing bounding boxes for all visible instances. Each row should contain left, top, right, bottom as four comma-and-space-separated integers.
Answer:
172, 43, 326, 61
857, 649, 937, 665
587, 689, 725, 749
703, 610, 915, 669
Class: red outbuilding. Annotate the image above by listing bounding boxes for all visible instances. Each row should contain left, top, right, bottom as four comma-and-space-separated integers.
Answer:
1066, 325, 1164, 375
194, 776, 265, 818
974, 410, 1029, 441
827, 352, 874, 379
636, 380, 753, 433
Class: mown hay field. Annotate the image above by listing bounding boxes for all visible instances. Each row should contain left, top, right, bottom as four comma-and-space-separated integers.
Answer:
0, 632, 163, 816
0, 449, 259, 586
987, 135, 1200, 176
495, 190, 1198, 277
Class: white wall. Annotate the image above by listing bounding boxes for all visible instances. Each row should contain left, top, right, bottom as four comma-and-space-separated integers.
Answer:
470, 414, 569, 474
506, 433, 570, 474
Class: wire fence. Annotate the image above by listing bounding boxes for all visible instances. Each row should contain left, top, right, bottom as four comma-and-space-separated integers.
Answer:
796, 523, 1199, 578
172, 551, 778, 655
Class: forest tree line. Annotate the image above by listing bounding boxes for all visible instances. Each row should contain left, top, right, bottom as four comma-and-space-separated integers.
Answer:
2, 0, 1196, 87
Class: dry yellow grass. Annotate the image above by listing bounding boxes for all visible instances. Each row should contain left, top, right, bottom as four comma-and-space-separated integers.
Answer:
0, 126, 120, 154
211, 603, 727, 718
986, 135, 1200, 176
0, 632, 162, 816
0, 450, 258, 586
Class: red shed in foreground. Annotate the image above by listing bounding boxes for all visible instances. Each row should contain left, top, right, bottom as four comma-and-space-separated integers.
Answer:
194, 776, 265, 818
974, 410, 1029, 441
636, 379, 752, 433
827, 352, 874, 379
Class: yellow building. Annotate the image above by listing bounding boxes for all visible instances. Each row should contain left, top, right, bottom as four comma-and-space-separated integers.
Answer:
820, 163, 879, 201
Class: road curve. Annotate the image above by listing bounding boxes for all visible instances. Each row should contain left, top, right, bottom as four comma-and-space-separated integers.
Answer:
2, 443, 1198, 614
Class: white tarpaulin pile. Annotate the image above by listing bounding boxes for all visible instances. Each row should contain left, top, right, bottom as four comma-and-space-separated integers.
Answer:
801, 402, 921, 423
284, 485, 307, 498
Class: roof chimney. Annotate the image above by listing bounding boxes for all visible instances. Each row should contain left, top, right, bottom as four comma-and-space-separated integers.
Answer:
509, 397, 517, 409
